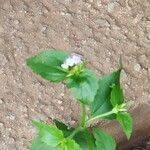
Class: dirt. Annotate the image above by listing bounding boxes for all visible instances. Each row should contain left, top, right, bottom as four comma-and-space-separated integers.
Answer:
0, 0, 150, 150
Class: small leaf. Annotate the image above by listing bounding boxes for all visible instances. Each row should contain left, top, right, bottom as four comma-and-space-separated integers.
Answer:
90, 69, 121, 119
117, 112, 133, 140
93, 128, 116, 150
110, 84, 124, 107
26, 50, 69, 82
32, 120, 64, 147
60, 139, 81, 150
67, 69, 98, 104
31, 138, 58, 150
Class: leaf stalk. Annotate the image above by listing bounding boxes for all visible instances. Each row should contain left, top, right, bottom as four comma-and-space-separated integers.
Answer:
86, 110, 114, 125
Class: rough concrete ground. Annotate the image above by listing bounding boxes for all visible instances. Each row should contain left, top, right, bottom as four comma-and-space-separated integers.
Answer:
0, 0, 150, 149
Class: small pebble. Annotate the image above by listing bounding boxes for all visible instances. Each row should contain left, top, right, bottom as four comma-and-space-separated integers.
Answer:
42, 7, 49, 14
0, 54, 7, 66
95, 19, 110, 27
6, 114, 16, 121
9, 137, 15, 143
14, 20, 19, 25
107, 2, 115, 13
70, 120, 76, 126
60, 93, 64, 97
60, 106, 64, 111
57, 100, 62, 104
0, 122, 4, 127
139, 55, 149, 69
134, 63, 141, 72
0, 98, 3, 104
20, 105, 27, 113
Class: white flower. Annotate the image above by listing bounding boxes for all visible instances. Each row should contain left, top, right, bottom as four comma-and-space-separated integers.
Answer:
61, 53, 83, 69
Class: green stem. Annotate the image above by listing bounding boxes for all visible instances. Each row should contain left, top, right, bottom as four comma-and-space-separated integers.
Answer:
68, 103, 86, 139
80, 103, 86, 128
86, 110, 114, 125
68, 127, 84, 139
68, 106, 115, 139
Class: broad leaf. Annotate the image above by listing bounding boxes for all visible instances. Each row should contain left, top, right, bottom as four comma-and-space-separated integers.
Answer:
67, 69, 98, 104
93, 128, 116, 150
74, 129, 96, 150
110, 84, 124, 107
55, 120, 96, 150
26, 50, 69, 82
60, 139, 81, 150
90, 69, 121, 119
32, 120, 64, 147
31, 138, 58, 150
117, 112, 133, 140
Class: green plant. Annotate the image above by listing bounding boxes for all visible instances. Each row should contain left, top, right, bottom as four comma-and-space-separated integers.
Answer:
26, 50, 133, 150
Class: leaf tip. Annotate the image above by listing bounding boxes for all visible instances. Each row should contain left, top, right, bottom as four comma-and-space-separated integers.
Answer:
32, 120, 41, 127
126, 130, 133, 140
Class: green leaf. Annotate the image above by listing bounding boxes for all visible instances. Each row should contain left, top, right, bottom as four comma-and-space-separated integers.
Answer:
93, 128, 116, 150
32, 120, 64, 147
60, 139, 81, 150
26, 50, 69, 82
31, 138, 58, 150
90, 69, 121, 119
110, 84, 124, 107
117, 112, 133, 140
67, 69, 98, 104
55, 120, 96, 150
74, 129, 96, 150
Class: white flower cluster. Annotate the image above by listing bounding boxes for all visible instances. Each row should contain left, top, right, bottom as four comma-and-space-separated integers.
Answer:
61, 53, 83, 69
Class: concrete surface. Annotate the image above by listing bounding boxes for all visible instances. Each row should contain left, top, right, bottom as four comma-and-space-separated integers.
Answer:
0, 0, 150, 149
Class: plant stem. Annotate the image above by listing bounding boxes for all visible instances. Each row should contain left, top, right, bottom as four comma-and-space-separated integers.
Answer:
68, 127, 84, 139
68, 103, 86, 139
80, 103, 86, 128
86, 110, 114, 125
68, 106, 114, 139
